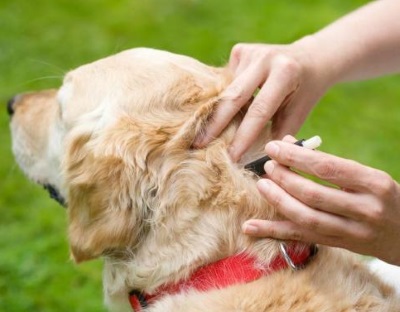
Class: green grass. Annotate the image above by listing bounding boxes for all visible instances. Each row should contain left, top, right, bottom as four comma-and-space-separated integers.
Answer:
1, 0, 399, 311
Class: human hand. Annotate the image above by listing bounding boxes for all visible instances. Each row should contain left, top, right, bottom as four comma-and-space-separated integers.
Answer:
194, 39, 331, 161
242, 136, 400, 265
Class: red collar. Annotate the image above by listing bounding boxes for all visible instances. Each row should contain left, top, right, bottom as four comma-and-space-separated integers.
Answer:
129, 243, 318, 311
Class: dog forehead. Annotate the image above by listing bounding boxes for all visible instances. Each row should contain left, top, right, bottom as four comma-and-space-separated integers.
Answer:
57, 48, 226, 130
128, 48, 223, 82
60, 48, 189, 94
60, 47, 220, 103
56, 49, 168, 117
66, 48, 218, 87
118, 47, 210, 71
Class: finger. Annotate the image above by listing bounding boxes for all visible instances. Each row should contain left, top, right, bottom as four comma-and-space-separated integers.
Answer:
271, 109, 308, 140
242, 219, 339, 244
270, 92, 311, 140
264, 161, 370, 220
264, 140, 379, 192
194, 63, 267, 148
228, 43, 248, 72
241, 219, 360, 250
242, 218, 373, 254
229, 66, 299, 161
256, 178, 360, 237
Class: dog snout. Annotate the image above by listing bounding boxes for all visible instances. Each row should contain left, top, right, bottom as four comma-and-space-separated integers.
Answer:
6, 96, 18, 117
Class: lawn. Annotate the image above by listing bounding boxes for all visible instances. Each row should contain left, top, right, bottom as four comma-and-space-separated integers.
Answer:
1, 0, 399, 311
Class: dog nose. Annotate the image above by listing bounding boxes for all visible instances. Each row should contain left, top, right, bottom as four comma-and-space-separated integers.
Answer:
7, 96, 17, 116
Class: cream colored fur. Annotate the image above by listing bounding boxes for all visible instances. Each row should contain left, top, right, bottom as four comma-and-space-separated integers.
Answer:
10, 48, 400, 311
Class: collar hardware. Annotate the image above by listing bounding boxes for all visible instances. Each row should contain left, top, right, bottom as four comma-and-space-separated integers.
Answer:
279, 242, 318, 271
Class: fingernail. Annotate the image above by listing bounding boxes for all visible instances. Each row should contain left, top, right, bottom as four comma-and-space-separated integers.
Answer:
242, 222, 259, 234
264, 161, 275, 175
265, 142, 279, 156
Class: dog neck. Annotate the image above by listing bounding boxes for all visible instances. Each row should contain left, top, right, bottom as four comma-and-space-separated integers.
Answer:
103, 140, 285, 309
128, 243, 318, 311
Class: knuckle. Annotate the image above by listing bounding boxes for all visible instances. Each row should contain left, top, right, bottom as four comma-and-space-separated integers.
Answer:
231, 43, 245, 58
268, 192, 284, 209
267, 224, 304, 241
365, 203, 386, 224
275, 55, 300, 73
288, 230, 305, 242
299, 214, 322, 230
283, 147, 296, 164
274, 55, 301, 82
301, 186, 323, 206
270, 167, 285, 186
258, 48, 276, 62
313, 159, 338, 180
371, 170, 395, 197
265, 226, 283, 240
248, 99, 270, 118
357, 227, 377, 243
221, 85, 246, 108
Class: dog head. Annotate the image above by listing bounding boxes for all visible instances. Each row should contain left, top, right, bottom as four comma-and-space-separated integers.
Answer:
9, 48, 271, 263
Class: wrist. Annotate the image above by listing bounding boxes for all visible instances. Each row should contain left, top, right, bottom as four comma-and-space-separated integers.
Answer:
291, 35, 339, 91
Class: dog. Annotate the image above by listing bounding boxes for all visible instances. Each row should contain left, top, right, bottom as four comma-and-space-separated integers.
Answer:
9, 48, 400, 311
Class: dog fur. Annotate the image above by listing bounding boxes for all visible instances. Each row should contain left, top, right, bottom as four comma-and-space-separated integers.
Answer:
9, 48, 400, 311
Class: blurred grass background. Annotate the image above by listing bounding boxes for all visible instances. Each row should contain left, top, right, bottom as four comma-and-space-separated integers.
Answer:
1, 0, 399, 311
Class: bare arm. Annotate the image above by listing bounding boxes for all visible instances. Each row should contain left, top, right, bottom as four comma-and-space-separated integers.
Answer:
308, 0, 400, 83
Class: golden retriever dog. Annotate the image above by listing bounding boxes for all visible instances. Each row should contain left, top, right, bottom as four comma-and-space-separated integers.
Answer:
9, 48, 400, 311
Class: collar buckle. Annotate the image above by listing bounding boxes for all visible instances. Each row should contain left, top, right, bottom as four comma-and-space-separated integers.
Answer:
279, 242, 318, 271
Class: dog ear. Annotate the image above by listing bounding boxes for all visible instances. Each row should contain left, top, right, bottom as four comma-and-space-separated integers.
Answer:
64, 128, 154, 263
64, 89, 227, 263
167, 94, 242, 154
167, 97, 219, 149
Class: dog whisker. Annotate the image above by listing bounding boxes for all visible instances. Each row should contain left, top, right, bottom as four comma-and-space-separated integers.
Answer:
28, 58, 67, 75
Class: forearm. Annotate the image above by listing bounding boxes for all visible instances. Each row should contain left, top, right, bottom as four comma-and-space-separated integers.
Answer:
296, 0, 400, 87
